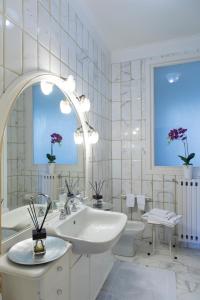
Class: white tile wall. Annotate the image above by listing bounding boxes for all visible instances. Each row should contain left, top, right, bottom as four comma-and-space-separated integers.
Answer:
23, 33, 37, 72
0, 0, 112, 205
111, 46, 200, 237
0, 15, 3, 66
5, 0, 23, 27
23, 0, 37, 39
5, 20, 22, 74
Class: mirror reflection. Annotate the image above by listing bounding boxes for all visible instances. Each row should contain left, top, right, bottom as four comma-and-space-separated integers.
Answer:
2, 82, 85, 241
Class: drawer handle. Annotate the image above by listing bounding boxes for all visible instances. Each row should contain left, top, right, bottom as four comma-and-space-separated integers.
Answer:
57, 289, 62, 296
57, 266, 63, 272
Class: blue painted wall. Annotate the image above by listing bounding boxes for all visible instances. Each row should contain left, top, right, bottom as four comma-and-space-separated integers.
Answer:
154, 60, 200, 166
33, 84, 78, 164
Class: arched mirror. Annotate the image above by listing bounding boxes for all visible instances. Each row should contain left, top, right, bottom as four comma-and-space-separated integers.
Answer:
0, 76, 87, 243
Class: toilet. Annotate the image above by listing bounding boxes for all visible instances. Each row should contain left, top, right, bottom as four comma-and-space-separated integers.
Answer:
112, 220, 145, 257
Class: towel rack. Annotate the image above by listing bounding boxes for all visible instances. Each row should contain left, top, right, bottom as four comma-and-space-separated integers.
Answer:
121, 194, 152, 203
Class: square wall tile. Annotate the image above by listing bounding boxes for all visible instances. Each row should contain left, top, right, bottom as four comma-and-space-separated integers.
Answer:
38, 44, 50, 71
50, 0, 60, 21
23, 33, 37, 72
112, 101, 120, 121
61, 62, 69, 78
112, 63, 120, 82
112, 121, 121, 140
38, 3, 50, 49
0, 66, 3, 95
112, 160, 121, 179
0, 15, 2, 66
39, 0, 49, 10
50, 54, 60, 75
50, 17, 61, 58
68, 3, 76, 39
83, 26, 89, 53
122, 179, 131, 194
121, 61, 131, 82
5, 20, 22, 74
122, 160, 131, 179
122, 141, 132, 160
5, 0, 22, 27
121, 100, 131, 121
61, 30, 69, 64
23, 0, 37, 38
112, 179, 121, 198
0, 1, 3, 12
131, 60, 141, 80
112, 83, 120, 101
112, 141, 121, 159
76, 16, 83, 48
113, 197, 122, 212
60, 0, 68, 31
5, 69, 18, 89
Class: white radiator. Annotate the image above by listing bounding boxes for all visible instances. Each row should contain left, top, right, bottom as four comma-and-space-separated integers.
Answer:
177, 179, 200, 244
41, 175, 59, 202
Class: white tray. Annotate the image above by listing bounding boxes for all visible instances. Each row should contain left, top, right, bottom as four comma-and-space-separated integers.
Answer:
7, 236, 68, 265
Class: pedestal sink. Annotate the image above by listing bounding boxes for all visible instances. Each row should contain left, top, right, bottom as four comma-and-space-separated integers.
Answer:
46, 205, 127, 254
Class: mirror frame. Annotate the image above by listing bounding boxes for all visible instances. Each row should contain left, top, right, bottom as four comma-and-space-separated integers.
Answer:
0, 71, 90, 250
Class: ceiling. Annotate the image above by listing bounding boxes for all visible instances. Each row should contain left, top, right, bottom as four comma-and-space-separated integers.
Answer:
78, 0, 200, 52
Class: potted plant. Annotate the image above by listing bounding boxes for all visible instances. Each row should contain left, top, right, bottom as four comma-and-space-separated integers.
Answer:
168, 127, 195, 180
46, 133, 62, 174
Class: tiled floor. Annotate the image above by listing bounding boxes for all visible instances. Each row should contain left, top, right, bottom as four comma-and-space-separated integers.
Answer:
115, 240, 200, 300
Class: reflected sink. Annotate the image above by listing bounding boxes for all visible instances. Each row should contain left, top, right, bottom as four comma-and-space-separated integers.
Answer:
2, 204, 58, 231
46, 205, 127, 254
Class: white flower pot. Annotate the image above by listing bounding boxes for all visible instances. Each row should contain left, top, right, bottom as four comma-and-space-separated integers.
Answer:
183, 165, 193, 180
48, 162, 55, 175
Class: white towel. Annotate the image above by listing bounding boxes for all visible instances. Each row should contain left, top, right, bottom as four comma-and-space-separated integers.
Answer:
149, 208, 170, 218
126, 194, 135, 208
136, 194, 146, 210
147, 214, 182, 228
149, 208, 176, 220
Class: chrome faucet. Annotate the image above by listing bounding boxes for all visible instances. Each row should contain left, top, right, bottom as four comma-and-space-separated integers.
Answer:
59, 197, 71, 219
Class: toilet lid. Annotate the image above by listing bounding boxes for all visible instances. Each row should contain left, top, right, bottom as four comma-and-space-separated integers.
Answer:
126, 221, 145, 233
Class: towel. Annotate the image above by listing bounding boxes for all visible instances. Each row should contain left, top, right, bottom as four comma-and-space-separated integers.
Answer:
136, 194, 146, 210
148, 208, 176, 220
126, 194, 135, 208
147, 214, 182, 228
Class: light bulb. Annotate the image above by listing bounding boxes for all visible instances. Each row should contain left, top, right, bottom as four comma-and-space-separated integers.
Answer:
74, 131, 83, 144
60, 100, 72, 114
66, 75, 76, 93
88, 130, 99, 144
40, 81, 53, 95
79, 95, 90, 112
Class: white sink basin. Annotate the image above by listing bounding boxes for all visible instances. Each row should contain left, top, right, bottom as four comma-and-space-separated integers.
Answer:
47, 205, 127, 254
2, 204, 58, 231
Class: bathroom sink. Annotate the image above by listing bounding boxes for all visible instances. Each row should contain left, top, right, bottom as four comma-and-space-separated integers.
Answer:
2, 204, 58, 231
46, 205, 127, 254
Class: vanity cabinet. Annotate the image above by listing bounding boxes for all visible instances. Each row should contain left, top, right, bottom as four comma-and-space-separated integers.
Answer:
90, 251, 114, 300
70, 250, 114, 300
0, 247, 71, 300
70, 255, 90, 300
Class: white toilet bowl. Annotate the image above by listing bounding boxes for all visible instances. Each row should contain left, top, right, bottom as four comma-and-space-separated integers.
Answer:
113, 220, 145, 257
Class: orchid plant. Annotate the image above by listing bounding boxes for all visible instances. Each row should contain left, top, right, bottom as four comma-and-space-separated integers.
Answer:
168, 128, 195, 166
46, 133, 62, 163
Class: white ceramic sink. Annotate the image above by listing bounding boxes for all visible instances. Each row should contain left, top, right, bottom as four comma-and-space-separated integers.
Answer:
47, 205, 127, 254
2, 204, 57, 231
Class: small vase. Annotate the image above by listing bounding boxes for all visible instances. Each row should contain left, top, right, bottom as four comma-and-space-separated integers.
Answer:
48, 162, 55, 175
183, 165, 193, 180
93, 194, 103, 208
